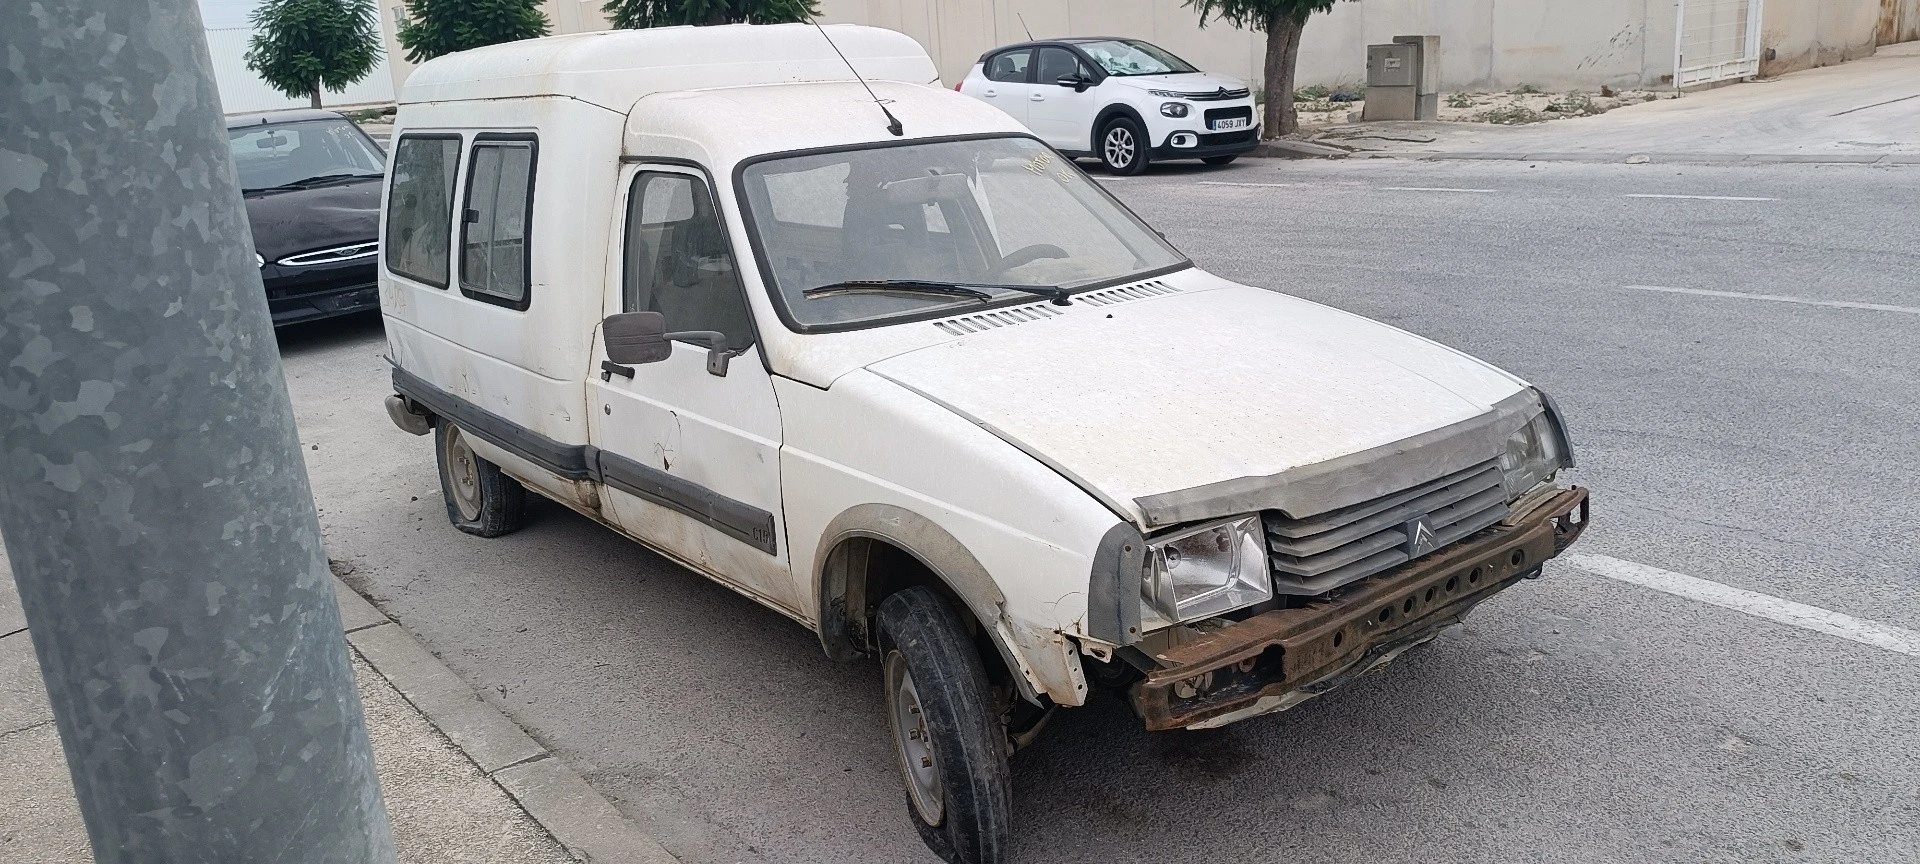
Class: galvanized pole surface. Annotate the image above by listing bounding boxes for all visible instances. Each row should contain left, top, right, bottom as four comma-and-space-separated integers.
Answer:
0, 1, 396, 861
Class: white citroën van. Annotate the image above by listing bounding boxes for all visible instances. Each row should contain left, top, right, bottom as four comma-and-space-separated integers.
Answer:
379, 24, 1589, 863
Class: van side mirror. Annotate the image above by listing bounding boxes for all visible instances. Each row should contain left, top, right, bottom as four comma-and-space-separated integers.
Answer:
603, 311, 670, 365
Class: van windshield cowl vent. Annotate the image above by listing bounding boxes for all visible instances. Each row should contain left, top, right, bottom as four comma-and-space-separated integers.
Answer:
1072, 279, 1182, 307
930, 303, 1063, 335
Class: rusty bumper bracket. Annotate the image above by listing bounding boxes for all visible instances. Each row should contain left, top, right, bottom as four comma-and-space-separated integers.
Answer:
1133, 486, 1590, 731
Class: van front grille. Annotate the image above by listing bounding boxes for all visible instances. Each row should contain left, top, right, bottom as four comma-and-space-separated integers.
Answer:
1263, 459, 1509, 596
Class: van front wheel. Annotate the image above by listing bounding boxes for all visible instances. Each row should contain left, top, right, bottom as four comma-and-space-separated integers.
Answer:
878, 587, 1012, 864
435, 422, 526, 537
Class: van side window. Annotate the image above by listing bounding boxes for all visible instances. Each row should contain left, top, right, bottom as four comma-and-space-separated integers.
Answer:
460, 138, 536, 307
385, 135, 460, 287
985, 49, 1032, 83
623, 172, 754, 352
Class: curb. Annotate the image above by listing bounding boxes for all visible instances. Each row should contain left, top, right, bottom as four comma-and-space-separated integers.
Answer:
334, 577, 677, 864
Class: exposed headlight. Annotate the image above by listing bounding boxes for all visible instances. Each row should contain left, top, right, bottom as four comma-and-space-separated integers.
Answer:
1141, 515, 1271, 626
255, 252, 265, 268
1500, 409, 1567, 499
1147, 88, 1185, 98
1159, 101, 1190, 117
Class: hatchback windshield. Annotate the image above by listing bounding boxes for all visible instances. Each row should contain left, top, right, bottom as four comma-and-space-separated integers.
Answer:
1075, 40, 1198, 76
739, 136, 1185, 330
229, 118, 385, 193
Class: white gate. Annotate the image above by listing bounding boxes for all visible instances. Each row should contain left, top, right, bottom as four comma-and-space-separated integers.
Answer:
1674, 0, 1764, 87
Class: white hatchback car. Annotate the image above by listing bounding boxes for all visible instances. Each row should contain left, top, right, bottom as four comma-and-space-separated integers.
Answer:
957, 37, 1260, 174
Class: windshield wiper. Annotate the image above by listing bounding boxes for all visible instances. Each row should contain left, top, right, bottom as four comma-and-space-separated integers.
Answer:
246, 172, 382, 194
801, 279, 1072, 306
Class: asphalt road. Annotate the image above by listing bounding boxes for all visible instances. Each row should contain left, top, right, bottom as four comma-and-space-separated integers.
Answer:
280, 156, 1920, 864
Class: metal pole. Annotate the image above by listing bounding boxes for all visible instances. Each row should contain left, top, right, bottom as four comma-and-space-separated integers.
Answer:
0, 1, 396, 861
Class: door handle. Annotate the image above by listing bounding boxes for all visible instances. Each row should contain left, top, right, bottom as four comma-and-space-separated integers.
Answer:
983, 88, 997, 97
600, 359, 634, 381
1029, 92, 1045, 101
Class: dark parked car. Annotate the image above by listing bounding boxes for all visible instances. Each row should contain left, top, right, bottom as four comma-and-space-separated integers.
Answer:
227, 109, 386, 325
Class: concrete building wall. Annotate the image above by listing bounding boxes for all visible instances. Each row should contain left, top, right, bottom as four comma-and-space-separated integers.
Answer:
1761, 0, 1885, 75
378, 0, 1893, 98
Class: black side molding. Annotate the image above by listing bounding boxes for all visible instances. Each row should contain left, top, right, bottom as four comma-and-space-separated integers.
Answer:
391, 365, 777, 555
393, 366, 591, 480
593, 449, 777, 555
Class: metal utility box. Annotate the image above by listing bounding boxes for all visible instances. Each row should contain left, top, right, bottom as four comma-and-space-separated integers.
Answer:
1363, 35, 1439, 121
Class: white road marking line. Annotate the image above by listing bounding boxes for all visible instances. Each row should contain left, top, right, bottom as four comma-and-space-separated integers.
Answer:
1565, 553, 1920, 658
1379, 186, 1498, 193
1624, 193, 1777, 201
1622, 284, 1920, 316
1198, 181, 1295, 187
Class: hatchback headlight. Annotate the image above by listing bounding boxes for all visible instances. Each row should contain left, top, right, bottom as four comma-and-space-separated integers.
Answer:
1500, 409, 1567, 499
1141, 515, 1271, 626
1159, 102, 1190, 117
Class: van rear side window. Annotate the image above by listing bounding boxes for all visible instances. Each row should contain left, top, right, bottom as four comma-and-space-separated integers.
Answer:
460, 138, 536, 308
385, 135, 460, 288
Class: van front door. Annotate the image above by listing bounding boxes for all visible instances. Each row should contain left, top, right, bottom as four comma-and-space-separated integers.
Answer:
586, 166, 797, 614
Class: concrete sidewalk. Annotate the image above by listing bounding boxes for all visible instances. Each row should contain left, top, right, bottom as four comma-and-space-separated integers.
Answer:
1, 549, 675, 864
1307, 41, 1920, 164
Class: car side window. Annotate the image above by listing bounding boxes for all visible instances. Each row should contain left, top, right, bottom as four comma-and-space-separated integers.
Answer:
460, 138, 535, 308
385, 135, 460, 288
623, 171, 754, 352
1035, 47, 1087, 84
985, 49, 1032, 83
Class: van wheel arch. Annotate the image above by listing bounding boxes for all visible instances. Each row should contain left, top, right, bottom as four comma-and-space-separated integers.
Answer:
814, 505, 1043, 707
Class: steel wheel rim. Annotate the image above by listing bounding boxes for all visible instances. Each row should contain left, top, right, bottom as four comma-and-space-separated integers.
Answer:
1104, 126, 1135, 167
885, 651, 944, 824
448, 427, 483, 522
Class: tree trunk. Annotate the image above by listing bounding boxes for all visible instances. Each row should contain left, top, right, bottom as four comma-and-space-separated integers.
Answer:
308, 85, 321, 109
1260, 10, 1308, 138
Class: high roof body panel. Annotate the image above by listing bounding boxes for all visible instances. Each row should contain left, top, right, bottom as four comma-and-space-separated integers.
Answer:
398, 24, 941, 111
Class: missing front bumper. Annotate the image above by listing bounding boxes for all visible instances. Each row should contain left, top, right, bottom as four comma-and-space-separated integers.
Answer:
1131, 486, 1589, 731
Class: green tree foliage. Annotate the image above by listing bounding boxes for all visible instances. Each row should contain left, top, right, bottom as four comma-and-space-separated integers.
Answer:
601, 0, 818, 30
245, 0, 382, 109
397, 0, 552, 64
1185, 0, 1340, 137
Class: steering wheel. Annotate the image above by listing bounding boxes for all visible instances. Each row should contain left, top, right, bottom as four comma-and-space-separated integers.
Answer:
985, 244, 1069, 279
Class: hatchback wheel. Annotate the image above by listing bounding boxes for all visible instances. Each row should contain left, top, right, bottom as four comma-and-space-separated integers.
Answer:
1098, 117, 1149, 175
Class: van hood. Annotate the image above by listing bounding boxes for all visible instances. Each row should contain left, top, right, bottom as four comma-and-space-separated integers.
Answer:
1107, 72, 1247, 95
863, 280, 1536, 529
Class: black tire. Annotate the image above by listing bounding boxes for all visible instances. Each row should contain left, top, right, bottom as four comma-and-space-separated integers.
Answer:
877, 587, 1012, 864
434, 421, 526, 538
1201, 155, 1238, 166
1097, 116, 1149, 176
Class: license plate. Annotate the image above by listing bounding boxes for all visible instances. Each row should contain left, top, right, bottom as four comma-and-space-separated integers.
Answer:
1212, 117, 1249, 131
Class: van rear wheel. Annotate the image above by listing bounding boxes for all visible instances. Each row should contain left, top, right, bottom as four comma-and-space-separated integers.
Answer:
878, 587, 1012, 864
435, 422, 527, 537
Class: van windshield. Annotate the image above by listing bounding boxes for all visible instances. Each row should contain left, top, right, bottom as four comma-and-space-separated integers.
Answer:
738, 136, 1186, 331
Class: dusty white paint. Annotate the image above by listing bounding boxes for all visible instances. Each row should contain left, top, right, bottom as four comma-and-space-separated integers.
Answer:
1567, 554, 1920, 658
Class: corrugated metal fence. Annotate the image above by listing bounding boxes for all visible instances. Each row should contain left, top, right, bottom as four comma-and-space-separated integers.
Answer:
204, 26, 396, 114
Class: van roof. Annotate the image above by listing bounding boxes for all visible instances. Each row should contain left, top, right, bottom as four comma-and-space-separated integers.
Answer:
399, 24, 941, 111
